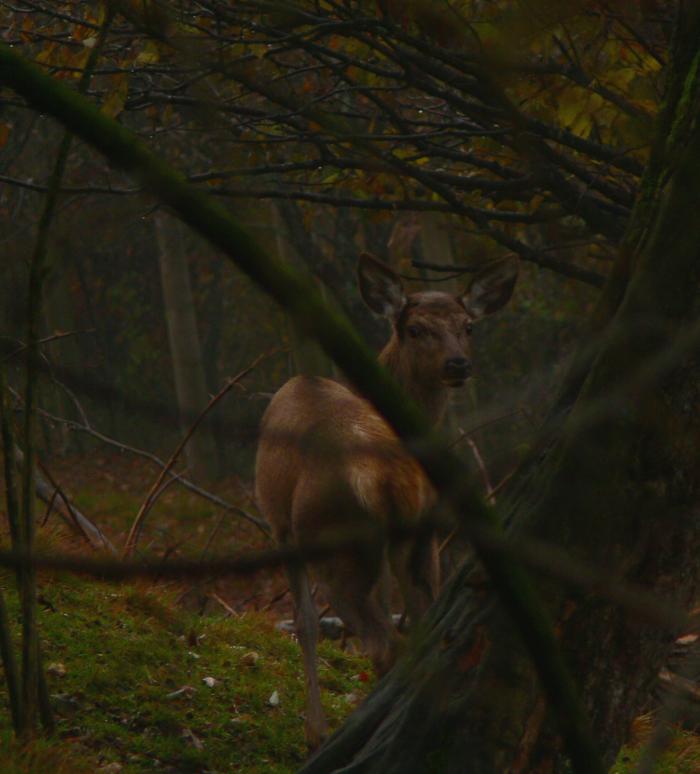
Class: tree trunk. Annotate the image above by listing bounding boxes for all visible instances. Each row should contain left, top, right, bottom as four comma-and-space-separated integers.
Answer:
155, 211, 218, 480
42, 247, 85, 454
302, 10, 700, 773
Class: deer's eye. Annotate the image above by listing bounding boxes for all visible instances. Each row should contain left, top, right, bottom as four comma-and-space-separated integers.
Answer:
407, 324, 423, 339
465, 322, 473, 335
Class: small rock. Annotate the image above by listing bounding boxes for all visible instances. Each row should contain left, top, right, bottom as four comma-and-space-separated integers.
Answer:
240, 651, 260, 667
47, 662, 67, 678
165, 686, 195, 700
268, 690, 280, 707
275, 620, 295, 634
202, 676, 216, 688
181, 727, 203, 750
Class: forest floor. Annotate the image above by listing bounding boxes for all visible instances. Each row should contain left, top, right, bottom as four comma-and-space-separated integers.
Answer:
0, 451, 371, 772
0, 451, 697, 772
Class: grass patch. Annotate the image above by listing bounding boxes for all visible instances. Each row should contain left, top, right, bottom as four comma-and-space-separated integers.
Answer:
612, 714, 700, 773
0, 571, 370, 772
20, 455, 700, 771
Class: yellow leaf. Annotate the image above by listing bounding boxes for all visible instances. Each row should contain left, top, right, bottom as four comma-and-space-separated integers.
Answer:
571, 111, 593, 137
135, 41, 160, 66
557, 95, 580, 129
605, 68, 638, 91
34, 45, 56, 65
588, 93, 604, 112
101, 74, 129, 119
95, 1, 107, 27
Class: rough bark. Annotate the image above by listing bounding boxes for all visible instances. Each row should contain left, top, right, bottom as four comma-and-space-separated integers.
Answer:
301, 9, 700, 772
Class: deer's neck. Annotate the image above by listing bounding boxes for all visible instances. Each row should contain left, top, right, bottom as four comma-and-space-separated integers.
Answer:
379, 335, 448, 427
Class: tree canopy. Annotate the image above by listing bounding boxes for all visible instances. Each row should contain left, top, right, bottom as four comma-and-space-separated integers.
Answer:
1, 1, 674, 286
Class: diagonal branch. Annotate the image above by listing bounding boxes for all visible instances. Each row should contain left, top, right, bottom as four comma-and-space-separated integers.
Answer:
123, 350, 275, 557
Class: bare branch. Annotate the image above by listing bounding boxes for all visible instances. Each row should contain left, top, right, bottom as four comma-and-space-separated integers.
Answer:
123, 350, 276, 557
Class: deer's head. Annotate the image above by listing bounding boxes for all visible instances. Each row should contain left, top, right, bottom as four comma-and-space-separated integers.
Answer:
357, 252, 517, 415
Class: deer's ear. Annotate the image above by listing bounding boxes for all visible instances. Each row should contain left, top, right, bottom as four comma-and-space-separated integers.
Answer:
357, 252, 407, 318
461, 259, 518, 319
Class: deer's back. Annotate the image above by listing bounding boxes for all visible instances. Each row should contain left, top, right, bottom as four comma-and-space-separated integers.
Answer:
255, 376, 432, 542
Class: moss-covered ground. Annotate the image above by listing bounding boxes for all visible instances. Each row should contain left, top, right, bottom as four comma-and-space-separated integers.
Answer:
0, 567, 370, 773
611, 714, 700, 774
0, 452, 698, 772
0, 452, 371, 772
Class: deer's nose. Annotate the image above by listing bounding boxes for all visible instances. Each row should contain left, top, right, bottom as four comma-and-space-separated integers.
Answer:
443, 358, 471, 380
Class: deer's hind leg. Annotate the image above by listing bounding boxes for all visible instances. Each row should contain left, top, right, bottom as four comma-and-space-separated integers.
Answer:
285, 557, 328, 750
265, 482, 328, 749
294, 477, 400, 678
318, 552, 400, 676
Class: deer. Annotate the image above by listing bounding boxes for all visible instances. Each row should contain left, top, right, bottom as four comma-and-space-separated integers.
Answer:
255, 251, 517, 749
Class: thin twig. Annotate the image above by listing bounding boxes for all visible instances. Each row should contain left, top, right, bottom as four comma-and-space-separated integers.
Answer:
10, 441, 116, 553
123, 350, 275, 557
1, 329, 96, 364
489, 467, 518, 500
37, 459, 111, 551
150, 471, 182, 505
25, 400, 268, 535
199, 511, 229, 561
463, 434, 494, 503
448, 408, 525, 448
439, 462, 513, 556
262, 586, 290, 611
39, 487, 59, 529
440, 432, 496, 556
210, 592, 238, 617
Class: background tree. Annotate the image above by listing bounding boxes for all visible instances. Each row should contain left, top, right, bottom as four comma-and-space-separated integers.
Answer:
155, 210, 219, 479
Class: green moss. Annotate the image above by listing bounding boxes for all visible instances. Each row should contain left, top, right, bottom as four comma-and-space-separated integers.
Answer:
0, 572, 371, 772
666, 48, 700, 156
611, 722, 700, 774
